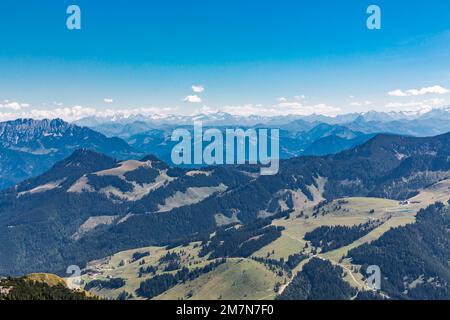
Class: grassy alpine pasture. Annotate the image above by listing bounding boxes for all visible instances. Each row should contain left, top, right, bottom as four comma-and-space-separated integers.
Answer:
81, 180, 450, 300
81, 243, 207, 299
154, 258, 283, 300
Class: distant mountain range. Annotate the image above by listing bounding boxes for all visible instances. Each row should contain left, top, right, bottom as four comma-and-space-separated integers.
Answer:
0, 119, 140, 189
0, 131, 448, 277
124, 124, 375, 164
2, 107, 450, 190
77, 107, 450, 167
0, 118, 373, 189
75, 106, 450, 132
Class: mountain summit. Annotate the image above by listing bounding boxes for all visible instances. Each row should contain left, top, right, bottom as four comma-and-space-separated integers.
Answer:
0, 118, 139, 189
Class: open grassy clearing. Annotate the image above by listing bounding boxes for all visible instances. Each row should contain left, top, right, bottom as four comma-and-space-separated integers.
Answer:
25, 273, 68, 287
81, 242, 208, 299
154, 258, 282, 300
409, 178, 450, 211
253, 197, 400, 260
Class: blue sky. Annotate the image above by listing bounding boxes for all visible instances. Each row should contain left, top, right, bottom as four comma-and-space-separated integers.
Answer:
0, 0, 450, 120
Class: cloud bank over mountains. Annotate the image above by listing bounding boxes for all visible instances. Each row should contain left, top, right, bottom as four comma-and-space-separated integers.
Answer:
1, 83, 449, 122
0, 101, 344, 121
388, 85, 449, 97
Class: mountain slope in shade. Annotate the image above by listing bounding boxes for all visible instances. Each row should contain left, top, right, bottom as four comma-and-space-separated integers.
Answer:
0, 147, 43, 189
345, 116, 450, 137
302, 134, 375, 156
0, 132, 449, 276
0, 118, 140, 189
125, 124, 371, 165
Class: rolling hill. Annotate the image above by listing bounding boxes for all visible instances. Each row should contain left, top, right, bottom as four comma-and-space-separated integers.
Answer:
0, 273, 96, 300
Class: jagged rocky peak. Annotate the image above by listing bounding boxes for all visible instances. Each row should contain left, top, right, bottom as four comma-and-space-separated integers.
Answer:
0, 118, 76, 145
0, 118, 73, 132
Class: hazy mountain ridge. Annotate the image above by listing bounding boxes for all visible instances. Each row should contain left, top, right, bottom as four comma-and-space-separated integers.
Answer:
0, 118, 140, 190
81, 108, 450, 166
3, 107, 449, 190
77, 106, 450, 131
121, 124, 373, 165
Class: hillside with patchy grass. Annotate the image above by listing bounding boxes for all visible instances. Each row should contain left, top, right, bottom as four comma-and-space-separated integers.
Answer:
81, 179, 450, 300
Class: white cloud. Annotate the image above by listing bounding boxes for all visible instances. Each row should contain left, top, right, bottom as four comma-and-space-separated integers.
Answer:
192, 85, 205, 93
279, 95, 305, 102
388, 85, 449, 97
195, 105, 218, 114
222, 102, 342, 117
0, 106, 96, 122
385, 98, 445, 110
93, 107, 177, 119
0, 101, 31, 110
184, 95, 202, 103
388, 89, 408, 97
350, 100, 372, 107
29, 106, 98, 121
273, 97, 342, 116
0, 105, 179, 123
103, 98, 114, 103
278, 101, 301, 108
